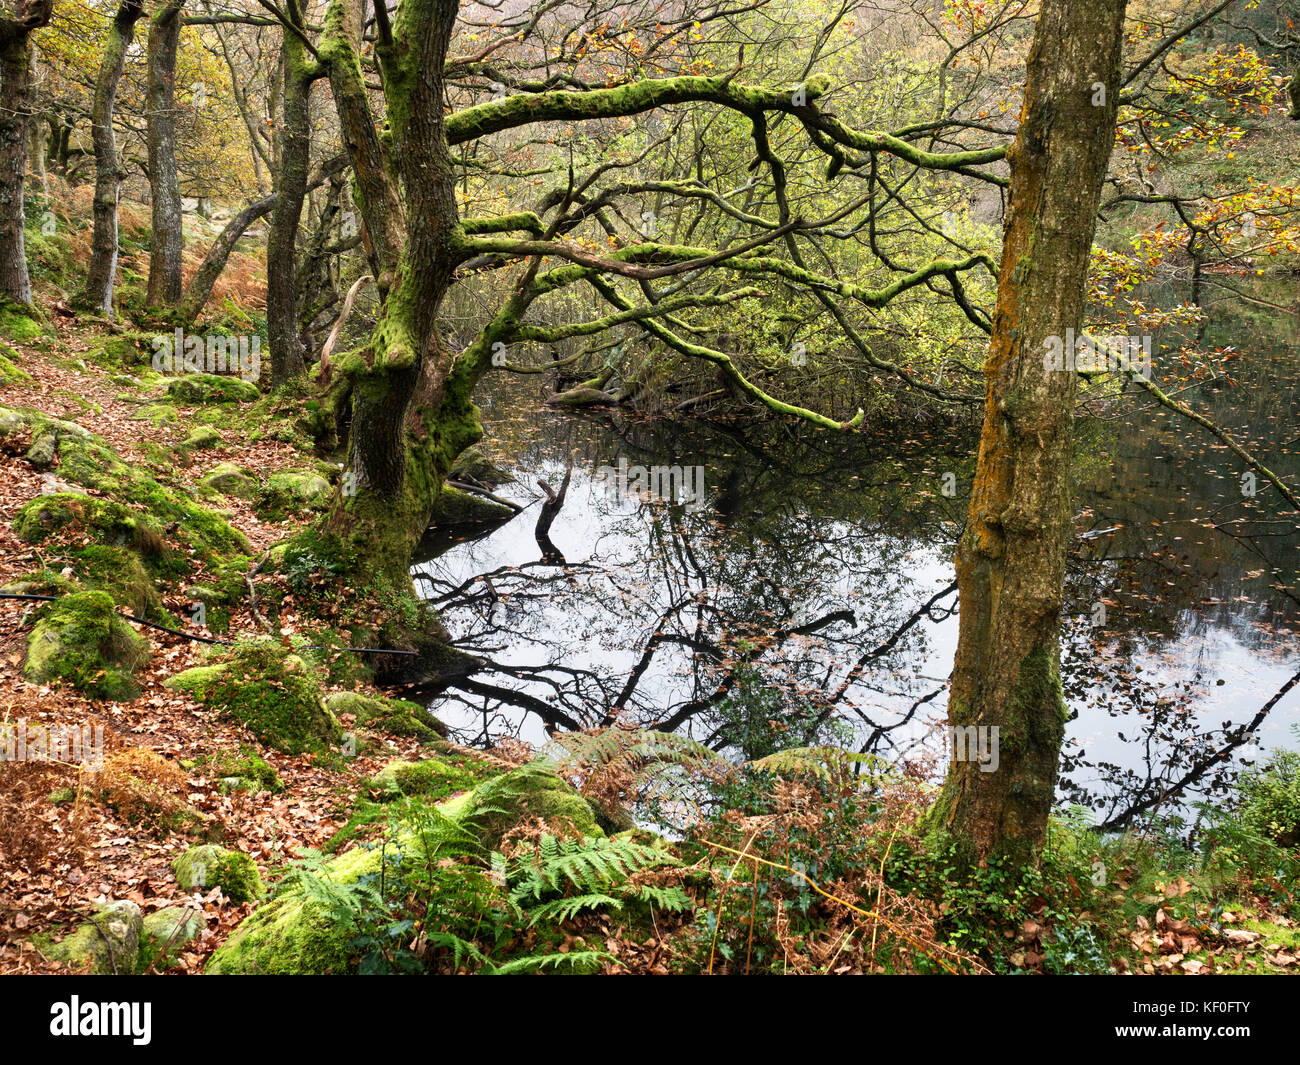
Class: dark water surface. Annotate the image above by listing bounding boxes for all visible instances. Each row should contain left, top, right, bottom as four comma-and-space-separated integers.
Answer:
415, 284, 1300, 830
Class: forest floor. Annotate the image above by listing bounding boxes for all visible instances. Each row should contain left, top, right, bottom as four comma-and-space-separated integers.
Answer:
0, 309, 446, 974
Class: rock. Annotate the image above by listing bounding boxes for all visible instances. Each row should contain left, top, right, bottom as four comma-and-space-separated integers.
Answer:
255, 471, 333, 522
180, 425, 223, 451
0, 405, 29, 437
427, 485, 514, 527
165, 642, 341, 754
165, 374, 260, 405
324, 691, 448, 742
25, 428, 59, 469
450, 446, 513, 487
39, 901, 142, 975
201, 462, 258, 500
202, 748, 283, 793
461, 764, 605, 846
367, 757, 478, 800
173, 844, 264, 902
24, 589, 149, 700
138, 906, 206, 970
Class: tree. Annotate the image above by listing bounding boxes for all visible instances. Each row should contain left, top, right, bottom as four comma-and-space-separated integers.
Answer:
145, 0, 185, 307
0, 0, 54, 305
299, 0, 1000, 670
82, 0, 146, 314
265, 0, 324, 386
928, 0, 1130, 865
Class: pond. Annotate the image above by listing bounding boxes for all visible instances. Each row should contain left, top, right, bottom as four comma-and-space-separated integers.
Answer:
413, 280, 1300, 832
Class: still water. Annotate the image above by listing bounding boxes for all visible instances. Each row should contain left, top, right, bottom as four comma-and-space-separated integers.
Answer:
414, 284, 1300, 830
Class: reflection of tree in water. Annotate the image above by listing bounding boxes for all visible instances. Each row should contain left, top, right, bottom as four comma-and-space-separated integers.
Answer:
413, 413, 969, 760
413, 321, 1300, 830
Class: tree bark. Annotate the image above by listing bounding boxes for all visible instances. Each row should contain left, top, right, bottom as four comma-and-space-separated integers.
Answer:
144, 0, 184, 308
0, 0, 54, 305
929, 0, 1129, 866
266, 23, 316, 386
177, 193, 276, 327
82, 0, 145, 314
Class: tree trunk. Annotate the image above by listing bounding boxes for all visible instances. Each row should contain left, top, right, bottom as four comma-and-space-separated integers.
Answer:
266, 29, 315, 386
293, 0, 482, 674
177, 193, 276, 327
929, 0, 1129, 866
82, 0, 144, 314
0, 0, 54, 305
144, 0, 184, 308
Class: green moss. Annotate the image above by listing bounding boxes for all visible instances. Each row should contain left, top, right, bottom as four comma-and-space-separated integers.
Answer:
206, 759, 606, 974
0, 344, 31, 382
180, 425, 223, 450
173, 844, 265, 902
0, 298, 47, 343
38, 901, 142, 974
165, 641, 342, 754
255, 470, 333, 522
367, 757, 479, 800
131, 403, 179, 428
323, 691, 447, 742
13, 493, 164, 553
203, 747, 284, 794
24, 589, 149, 699
201, 462, 258, 499
166, 374, 260, 405
138, 906, 206, 971
463, 764, 604, 846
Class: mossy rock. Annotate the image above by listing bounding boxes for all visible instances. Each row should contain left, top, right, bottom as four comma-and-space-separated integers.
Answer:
165, 374, 260, 405
130, 403, 179, 428
25, 589, 149, 699
461, 765, 605, 846
450, 446, 513, 487
165, 642, 341, 754
180, 425, 223, 451
37, 900, 142, 975
0, 346, 31, 383
37, 430, 251, 559
0, 404, 30, 439
201, 747, 283, 794
0, 298, 47, 343
367, 757, 479, 801
201, 462, 258, 500
427, 484, 514, 527
138, 906, 206, 970
67, 544, 163, 618
173, 844, 264, 902
255, 471, 333, 522
13, 493, 166, 556
324, 691, 448, 742
204, 843, 381, 974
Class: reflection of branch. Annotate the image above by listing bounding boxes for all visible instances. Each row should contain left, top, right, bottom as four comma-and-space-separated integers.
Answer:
1095, 664, 1300, 832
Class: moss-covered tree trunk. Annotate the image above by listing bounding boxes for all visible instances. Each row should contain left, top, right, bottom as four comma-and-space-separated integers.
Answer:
303, 0, 483, 668
929, 0, 1128, 866
0, 0, 53, 305
266, 19, 316, 387
144, 0, 184, 308
82, 0, 144, 314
